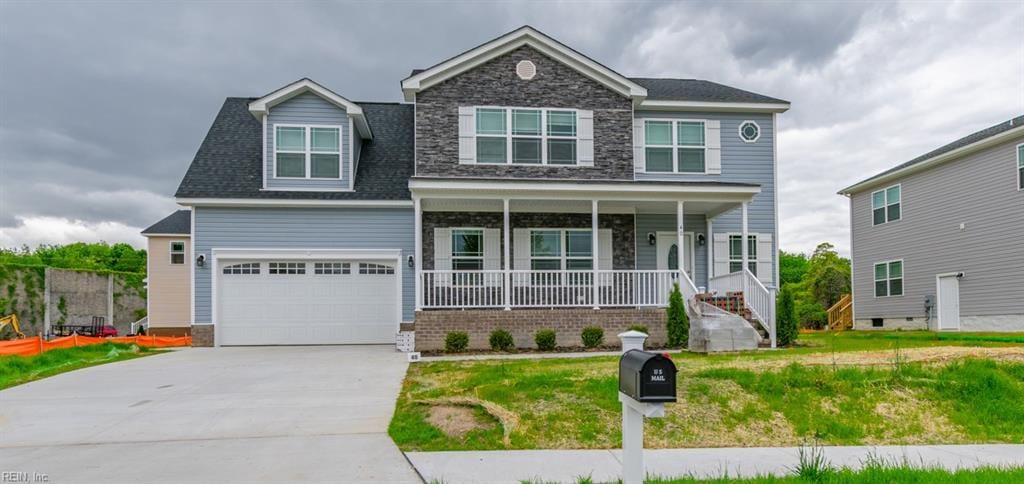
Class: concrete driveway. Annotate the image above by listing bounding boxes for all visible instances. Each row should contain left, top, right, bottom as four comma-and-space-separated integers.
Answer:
0, 346, 422, 483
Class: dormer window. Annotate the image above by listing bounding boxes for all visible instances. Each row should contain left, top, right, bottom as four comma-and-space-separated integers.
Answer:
274, 125, 341, 179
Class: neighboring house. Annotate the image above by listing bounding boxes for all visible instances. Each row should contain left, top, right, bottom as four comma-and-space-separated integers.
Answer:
839, 115, 1024, 332
140, 210, 192, 336
171, 26, 789, 349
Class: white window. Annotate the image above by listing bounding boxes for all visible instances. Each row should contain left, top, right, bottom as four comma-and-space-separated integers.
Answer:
359, 263, 394, 275
223, 263, 260, 275
728, 235, 757, 275
451, 229, 484, 270
475, 107, 577, 165
738, 121, 760, 143
313, 262, 350, 275
529, 229, 593, 271
169, 241, 185, 265
874, 260, 903, 297
871, 184, 901, 225
274, 125, 341, 179
644, 119, 706, 173
268, 262, 305, 275
1017, 143, 1023, 190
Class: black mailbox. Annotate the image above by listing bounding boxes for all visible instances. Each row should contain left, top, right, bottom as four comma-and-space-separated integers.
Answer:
619, 350, 677, 403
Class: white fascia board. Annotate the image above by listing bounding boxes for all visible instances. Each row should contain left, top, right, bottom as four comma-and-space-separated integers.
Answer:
408, 179, 759, 203
176, 198, 413, 208
838, 124, 1024, 195
248, 78, 373, 139
142, 233, 191, 238
639, 100, 791, 113
212, 247, 403, 261
401, 26, 647, 102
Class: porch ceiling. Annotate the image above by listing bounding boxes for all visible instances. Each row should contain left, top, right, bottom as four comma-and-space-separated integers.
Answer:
421, 198, 743, 217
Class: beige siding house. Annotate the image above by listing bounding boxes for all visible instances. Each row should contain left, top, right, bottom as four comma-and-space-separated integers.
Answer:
141, 210, 192, 336
840, 115, 1024, 332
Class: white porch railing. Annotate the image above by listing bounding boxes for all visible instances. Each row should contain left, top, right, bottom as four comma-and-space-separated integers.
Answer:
708, 269, 776, 345
419, 269, 697, 309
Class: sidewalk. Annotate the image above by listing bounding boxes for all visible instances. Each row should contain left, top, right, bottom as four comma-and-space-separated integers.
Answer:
405, 444, 1024, 483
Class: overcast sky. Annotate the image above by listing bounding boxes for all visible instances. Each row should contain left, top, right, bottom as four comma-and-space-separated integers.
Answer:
1, 1, 1021, 255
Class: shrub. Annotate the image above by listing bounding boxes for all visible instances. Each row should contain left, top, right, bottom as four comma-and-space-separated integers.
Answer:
581, 326, 604, 349
666, 283, 689, 348
535, 329, 557, 351
488, 329, 514, 352
777, 284, 799, 346
444, 331, 469, 353
627, 324, 649, 335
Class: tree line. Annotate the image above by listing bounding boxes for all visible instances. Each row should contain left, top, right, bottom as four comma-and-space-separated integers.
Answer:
776, 242, 851, 345
0, 242, 147, 274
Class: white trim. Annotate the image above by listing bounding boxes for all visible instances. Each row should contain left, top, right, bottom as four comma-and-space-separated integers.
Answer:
873, 259, 905, 298
400, 26, 646, 102
638, 118, 709, 174
142, 233, 190, 238
639, 100, 790, 113
840, 124, 1024, 194
258, 187, 355, 193
409, 179, 761, 200
169, 240, 187, 266
738, 120, 761, 143
725, 232, 758, 275
414, 196, 423, 311
176, 198, 413, 208
189, 206, 196, 326
349, 121, 356, 190
772, 112, 780, 289
272, 124, 344, 180
261, 113, 268, 190
248, 78, 372, 139
870, 183, 902, 225
655, 230, 695, 277
935, 272, 963, 331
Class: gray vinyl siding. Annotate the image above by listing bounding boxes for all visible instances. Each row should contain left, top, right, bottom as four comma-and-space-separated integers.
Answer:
635, 111, 777, 286
265, 92, 351, 190
192, 207, 415, 322
849, 136, 1024, 320
635, 213, 709, 288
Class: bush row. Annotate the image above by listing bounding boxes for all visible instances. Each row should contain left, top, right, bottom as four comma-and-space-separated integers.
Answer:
443, 325, 652, 353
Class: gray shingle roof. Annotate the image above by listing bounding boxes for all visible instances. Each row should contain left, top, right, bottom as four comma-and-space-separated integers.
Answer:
174, 98, 413, 200
142, 210, 191, 235
842, 114, 1024, 193
630, 78, 788, 104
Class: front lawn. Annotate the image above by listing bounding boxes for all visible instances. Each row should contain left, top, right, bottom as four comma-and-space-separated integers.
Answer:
648, 464, 1024, 483
390, 331, 1024, 451
0, 342, 158, 390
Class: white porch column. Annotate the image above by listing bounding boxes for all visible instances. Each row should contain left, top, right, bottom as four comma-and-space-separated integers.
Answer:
676, 200, 685, 283
741, 201, 749, 296
592, 199, 600, 310
414, 196, 423, 311
503, 198, 511, 311
705, 218, 713, 287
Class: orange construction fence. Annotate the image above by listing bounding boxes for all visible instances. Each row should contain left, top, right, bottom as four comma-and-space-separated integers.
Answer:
0, 334, 192, 357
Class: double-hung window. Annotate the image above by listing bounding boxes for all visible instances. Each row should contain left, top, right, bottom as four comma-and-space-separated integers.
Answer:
169, 241, 185, 265
274, 125, 341, 178
1017, 143, 1023, 190
728, 235, 757, 275
874, 260, 903, 297
644, 120, 706, 173
871, 184, 901, 225
529, 229, 593, 270
475, 108, 577, 165
451, 229, 484, 270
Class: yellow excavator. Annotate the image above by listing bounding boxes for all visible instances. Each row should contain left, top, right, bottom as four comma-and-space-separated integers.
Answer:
1, 313, 26, 339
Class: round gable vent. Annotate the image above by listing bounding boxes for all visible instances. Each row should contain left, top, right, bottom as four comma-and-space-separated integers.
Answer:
516, 60, 537, 80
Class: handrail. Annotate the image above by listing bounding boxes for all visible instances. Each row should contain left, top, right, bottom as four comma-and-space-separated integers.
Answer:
827, 294, 853, 330
130, 316, 149, 335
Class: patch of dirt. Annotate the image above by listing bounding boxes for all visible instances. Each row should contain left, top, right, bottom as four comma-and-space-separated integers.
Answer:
416, 396, 519, 446
426, 405, 491, 438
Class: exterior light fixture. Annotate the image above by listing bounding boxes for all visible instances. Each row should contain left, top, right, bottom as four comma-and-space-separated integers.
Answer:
697, 234, 706, 246
196, 254, 206, 267
647, 233, 656, 246
407, 255, 415, 268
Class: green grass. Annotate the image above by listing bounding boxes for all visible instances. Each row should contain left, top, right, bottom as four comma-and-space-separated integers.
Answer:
390, 331, 1024, 451
646, 465, 1024, 483
0, 342, 158, 389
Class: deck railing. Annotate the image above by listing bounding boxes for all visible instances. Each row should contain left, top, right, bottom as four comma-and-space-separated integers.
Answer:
827, 294, 853, 330
708, 269, 776, 345
419, 269, 697, 309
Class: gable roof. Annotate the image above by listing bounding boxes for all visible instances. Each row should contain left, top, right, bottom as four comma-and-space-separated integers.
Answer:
840, 115, 1024, 195
401, 25, 648, 102
248, 78, 373, 139
142, 210, 191, 236
175, 98, 413, 202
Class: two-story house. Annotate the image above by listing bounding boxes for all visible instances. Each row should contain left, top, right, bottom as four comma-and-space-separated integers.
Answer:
839, 115, 1024, 332
167, 26, 789, 349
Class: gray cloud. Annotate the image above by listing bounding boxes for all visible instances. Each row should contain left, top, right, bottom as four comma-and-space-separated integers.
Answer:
1, 0, 1021, 255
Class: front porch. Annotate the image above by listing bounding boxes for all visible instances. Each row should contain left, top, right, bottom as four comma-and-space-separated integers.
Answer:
410, 178, 777, 349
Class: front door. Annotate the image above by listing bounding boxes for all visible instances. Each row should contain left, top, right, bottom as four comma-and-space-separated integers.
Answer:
937, 274, 961, 331
656, 232, 694, 280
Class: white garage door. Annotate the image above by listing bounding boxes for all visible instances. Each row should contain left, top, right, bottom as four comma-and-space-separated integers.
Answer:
217, 259, 399, 345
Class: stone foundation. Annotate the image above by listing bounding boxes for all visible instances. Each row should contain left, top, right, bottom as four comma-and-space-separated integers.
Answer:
148, 326, 192, 337
414, 308, 666, 351
191, 324, 214, 347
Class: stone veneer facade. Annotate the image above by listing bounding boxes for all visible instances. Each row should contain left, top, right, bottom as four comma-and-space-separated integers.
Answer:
413, 308, 666, 351
422, 212, 635, 270
191, 325, 214, 347
415, 45, 634, 180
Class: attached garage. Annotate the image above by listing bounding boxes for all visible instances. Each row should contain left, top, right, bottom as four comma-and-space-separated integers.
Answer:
212, 249, 402, 346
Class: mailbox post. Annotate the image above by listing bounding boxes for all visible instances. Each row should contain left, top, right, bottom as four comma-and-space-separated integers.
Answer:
617, 331, 677, 484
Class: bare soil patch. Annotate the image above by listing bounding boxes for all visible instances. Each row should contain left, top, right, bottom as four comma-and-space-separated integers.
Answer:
426, 405, 490, 438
